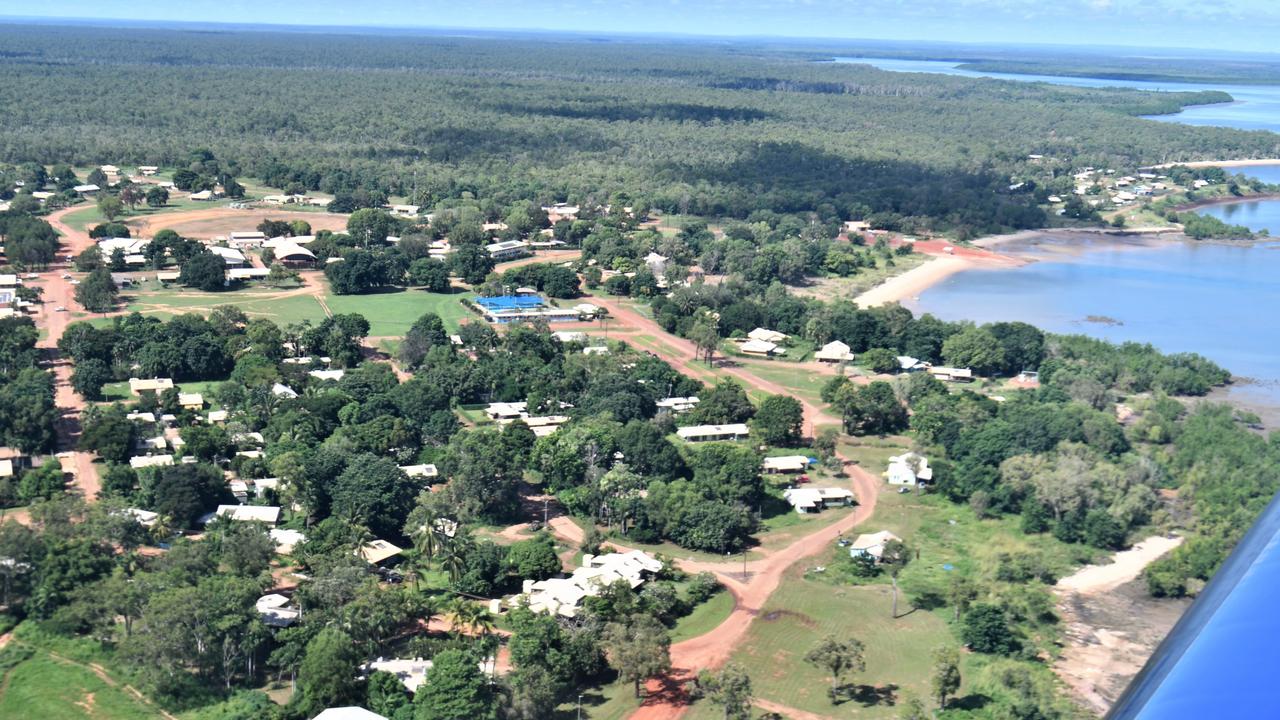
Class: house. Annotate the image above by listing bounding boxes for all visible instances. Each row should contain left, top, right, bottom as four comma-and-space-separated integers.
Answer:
676, 423, 750, 442
73, 184, 100, 196
783, 487, 855, 513
227, 231, 266, 249
849, 530, 903, 562
843, 220, 871, 234
896, 355, 929, 372
655, 396, 699, 414
189, 190, 214, 201
573, 302, 602, 319
129, 377, 174, 395
99, 164, 120, 175
177, 393, 204, 410
122, 508, 159, 527
583, 346, 609, 356
390, 204, 420, 218
270, 528, 306, 554
315, 709, 387, 720
542, 203, 580, 223
485, 401, 528, 420
207, 410, 229, 423
886, 452, 932, 487
643, 252, 668, 276
256, 593, 301, 628
358, 539, 404, 565
515, 550, 662, 618
156, 271, 181, 282
748, 328, 788, 344
763, 455, 811, 474
228, 268, 269, 281
272, 383, 298, 398
0, 459, 12, 479
208, 246, 248, 267
0, 274, 17, 288
927, 366, 974, 382
130, 455, 174, 469
262, 194, 294, 205
308, 369, 345, 382
214, 505, 281, 524
482, 222, 509, 234
1014, 370, 1041, 387
271, 242, 316, 265
553, 331, 587, 343
485, 239, 530, 261
814, 340, 854, 363
399, 464, 439, 480
739, 338, 781, 356
137, 165, 159, 176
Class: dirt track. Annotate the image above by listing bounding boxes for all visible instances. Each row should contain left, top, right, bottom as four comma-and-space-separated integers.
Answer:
33, 206, 106, 502
574, 295, 879, 720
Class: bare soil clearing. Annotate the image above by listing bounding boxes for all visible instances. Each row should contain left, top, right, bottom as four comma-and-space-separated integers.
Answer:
130, 207, 349, 239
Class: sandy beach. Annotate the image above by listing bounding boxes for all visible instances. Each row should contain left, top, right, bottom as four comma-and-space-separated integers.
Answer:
1146, 158, 1280, 169
1057, 535, 1184, 595
853, 256, 975, 306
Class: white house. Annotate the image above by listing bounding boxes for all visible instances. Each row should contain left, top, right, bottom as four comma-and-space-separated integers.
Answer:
676, 423, 750, 442
390, 204, 420, 218
814, 340, 854, 363
656, 396, 699, 414
896, 356, 929, 372
886, 452, 933, 487
208, 246, 248, 267
314, 709, 387, 720
214, 505, 281, 524
227, 231, 267, 249
486, 239, 530, 261
399, 464, 439, 480
358, 539, 404, 565
747, 328, 788, 344
739, 338, 781, 356
514, 550, 662, 618
73, 184, 100, 196
129, 377, 174, 394
256, 593, 301, 627
782, 487, 855, 513
308, 369, 345, 382
271, 383, 298, 398
130, 455, 174, 470
763, 455, 811, 474
189, 190, 214, 201
177, 392, 204, 410
849, 530, 903, 562
643, 252, 668, 276
927, 366, 974, 382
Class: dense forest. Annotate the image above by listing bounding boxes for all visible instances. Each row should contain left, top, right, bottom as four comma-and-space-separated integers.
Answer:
2, 25, 1280, 236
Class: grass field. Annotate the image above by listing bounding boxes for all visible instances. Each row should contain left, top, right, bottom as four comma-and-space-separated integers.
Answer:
683, 569, 953, 719
0, 623, 161, 720
123, 286, 329, 327
323, 287, 476, 336
671, 589, 735, 644
740, 362, 834, 408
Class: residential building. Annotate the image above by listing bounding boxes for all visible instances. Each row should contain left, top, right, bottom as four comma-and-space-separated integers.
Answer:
783, 487, 855, 513
748, 327, 788, 344
129, 377, 174, 394
315, 709, 387, 720
849, 530, 903, 562
814, 340, 854, 363
927, 366, 974, 382
390, 204, 420, 218
897, 356, 929, 372
227, 231, 266, 249
485, 239, 531, 261
177, 393, 204, 410
886, 452, 932, 487
676, 423, 750, 442
208, 246, 248, 267
399, 464, 439, 480
256, 593, 300, 628
763, 455, 811, 474
213, 505, 281, 524
513, 550, 662, 618
358, 539, 404, 565
655, 396, 699, 414
739, 338, 782, 356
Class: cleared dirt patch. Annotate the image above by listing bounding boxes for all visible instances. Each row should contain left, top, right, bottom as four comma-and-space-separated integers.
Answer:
131, 208, 349, 239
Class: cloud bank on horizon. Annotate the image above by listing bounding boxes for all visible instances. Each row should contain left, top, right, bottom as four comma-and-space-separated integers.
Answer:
11, 0, 1280, 52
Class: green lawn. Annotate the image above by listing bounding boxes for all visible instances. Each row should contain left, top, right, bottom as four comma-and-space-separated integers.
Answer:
323, 287, 475, 337
671, 589, 735, 644
98, 381, 132, 403
684, 572, 953, 719
0, 623, 161, 720
743, 362, 833, 408
124, 287, 328, 327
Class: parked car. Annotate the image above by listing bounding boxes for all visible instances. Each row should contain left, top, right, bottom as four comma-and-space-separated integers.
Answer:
69, 279, 80, 285
54, 306, 66, 312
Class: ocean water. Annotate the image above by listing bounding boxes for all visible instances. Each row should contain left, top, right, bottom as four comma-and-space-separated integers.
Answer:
910, 235, 1280, 420
1200, 198, 1280, 234
833, 58, 1280, 133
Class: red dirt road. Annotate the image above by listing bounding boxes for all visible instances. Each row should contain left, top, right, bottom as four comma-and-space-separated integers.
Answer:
578, 295, 880, 720
34, 206, 106, 501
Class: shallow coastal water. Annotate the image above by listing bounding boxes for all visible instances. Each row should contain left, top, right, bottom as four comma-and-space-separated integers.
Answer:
834, 58, 1280, 133
910, 234, 1280, 422
1199, 197, 1280, 234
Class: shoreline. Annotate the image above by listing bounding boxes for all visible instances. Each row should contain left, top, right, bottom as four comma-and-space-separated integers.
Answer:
853, 256, 982, 307
1172, 191, 1280, 213
1145, 158, 1280, 169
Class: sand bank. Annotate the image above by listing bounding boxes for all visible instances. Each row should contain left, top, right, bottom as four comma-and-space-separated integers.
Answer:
1057, 535, 1184, 595
853, 256, 975, 307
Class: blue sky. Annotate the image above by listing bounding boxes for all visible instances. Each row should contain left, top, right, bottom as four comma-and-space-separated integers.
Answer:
5, 0, 1280, 53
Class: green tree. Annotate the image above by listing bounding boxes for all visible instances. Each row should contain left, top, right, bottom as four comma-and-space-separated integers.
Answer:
696, 663, 753, 720
604, 614, 672, 698
414, 649, 498, 720
835, 381, 907, 436
330, 455, 417, 539
97, 194, 125, 221
71, 357, 113, 400
861, 347, 899, 374
961, 604, 1020, 655
408, 257, 452, 292
296, 627, 362, 718
751, 394, 804, 446
180, 251, 228, 291
931, 645, 962, 709
804, 635, 865, 702
145, 185, 169, 208
942, 326, 1007, 377
449, 244, 494, 285
79, 405, 137, 464
74, 266, 120, 313
506, 534, 562, 581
